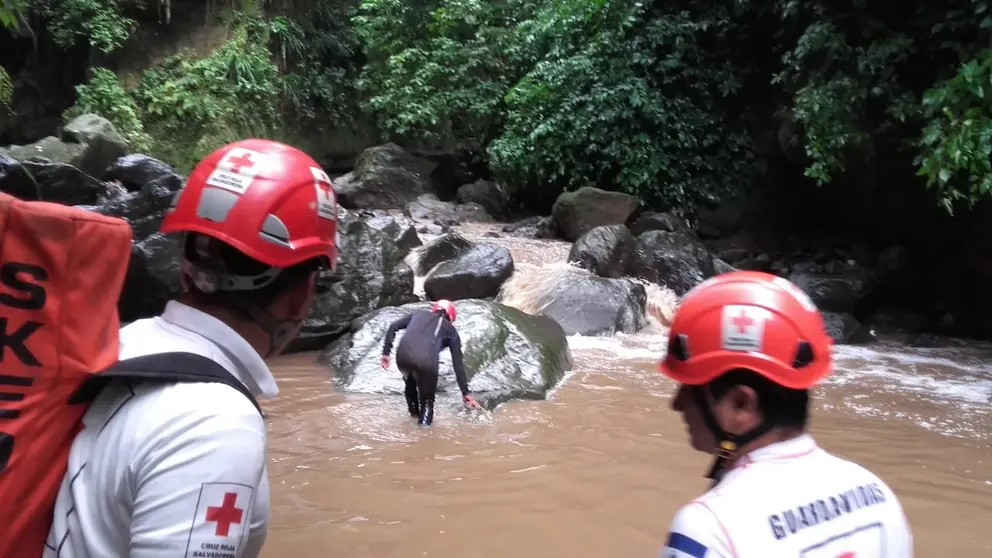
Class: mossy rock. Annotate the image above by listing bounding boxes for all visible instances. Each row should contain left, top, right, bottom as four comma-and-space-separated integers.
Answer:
320, 299, 573, 410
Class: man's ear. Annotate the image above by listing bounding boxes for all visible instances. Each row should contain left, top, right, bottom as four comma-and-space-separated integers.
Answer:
729, 384, 760, 413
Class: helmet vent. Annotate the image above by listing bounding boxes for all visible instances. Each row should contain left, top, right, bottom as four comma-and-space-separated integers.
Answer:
259, 214, 292, 247
792, 340, 815, 369
668, 334, 691, 361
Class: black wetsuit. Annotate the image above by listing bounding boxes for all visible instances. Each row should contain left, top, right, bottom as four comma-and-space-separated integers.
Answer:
381, 309, 469, 425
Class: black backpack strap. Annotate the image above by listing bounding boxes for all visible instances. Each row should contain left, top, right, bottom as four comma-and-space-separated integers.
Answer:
68, 351, 262, 414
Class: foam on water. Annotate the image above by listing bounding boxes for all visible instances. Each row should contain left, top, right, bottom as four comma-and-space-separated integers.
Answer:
563, 330, 992, 440
831, 345, 992, 406
566, 331, 666, 362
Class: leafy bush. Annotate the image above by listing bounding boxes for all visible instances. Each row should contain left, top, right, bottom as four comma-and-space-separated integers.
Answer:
916, 52, 992, 214
38, 0, 138, 53
355, 0, 753, 211
28, 0, 992, 213
133, 17, 282, 168
63, 67, 150, 150
490, 1, 753, 211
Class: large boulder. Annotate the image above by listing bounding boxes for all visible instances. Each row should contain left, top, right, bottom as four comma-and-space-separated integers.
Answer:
1, 113, 128, 177
499, 263, 647, 336
423, 242, 515, 301
61, 113, 129, 175
568, 224, 635, 278
627, 211, 692, 236
78, 159, 189, 320
456, 179, 511, 219
407, 232, 475, 275
287, 211, 422, 352
551, 187, 639, 241
0, 154, 40, 200
104, 153, 184, 192
822, 311, 876, 344
0, 154, 120, 205
404, 193, 492, 223
627, 230, 718, 296
502, 215, 558, 239
787, 267, 873, 314
321, 300, 573, 410
332, 143, 437, 209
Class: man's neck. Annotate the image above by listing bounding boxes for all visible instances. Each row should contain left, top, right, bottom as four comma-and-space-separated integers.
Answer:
723, 428, 804, 470
177, 294, 271, 357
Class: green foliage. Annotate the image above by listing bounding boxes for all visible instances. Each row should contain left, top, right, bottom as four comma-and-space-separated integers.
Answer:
0, 69, 11, 107
267, 0, 359, 126
354, 0, 528, 151
772, 6, 916, 185
53, 1, 362, 168
64, 67, 150, 150
355, 0, 753, 210
769, 0, 992, 211
133, 17, 281, 168
0, 0, 22, 106
916, 51, 992, 214
0, 0, 23, 29
22, 0, 992, 213
57, 13, 288, 170
36, 0, 138, 53
491, 0, 753, 210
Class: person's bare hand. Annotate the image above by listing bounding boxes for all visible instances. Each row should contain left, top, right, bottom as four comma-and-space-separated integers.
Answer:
462, 394, 481, 409
380, 355, 390, 369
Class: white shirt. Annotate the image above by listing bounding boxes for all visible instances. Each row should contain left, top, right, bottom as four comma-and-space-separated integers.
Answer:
45, 301, 279, 558
660, 435, 913, 558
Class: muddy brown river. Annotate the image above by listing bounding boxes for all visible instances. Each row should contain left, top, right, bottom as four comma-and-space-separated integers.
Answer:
260, 223, 992, 557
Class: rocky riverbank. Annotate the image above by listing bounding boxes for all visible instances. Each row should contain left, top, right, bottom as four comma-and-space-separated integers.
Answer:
1, 115, 982, 368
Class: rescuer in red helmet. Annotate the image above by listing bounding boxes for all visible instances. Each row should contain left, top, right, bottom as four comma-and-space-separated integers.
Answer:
656, 271, 913, 558
381, 299, 481, 425
45, 138, 338, 557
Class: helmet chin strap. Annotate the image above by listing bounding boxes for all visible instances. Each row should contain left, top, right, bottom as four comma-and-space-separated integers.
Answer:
692, 387, 774, 487
222, 294, 300, 358
179, 242, 300, 357
181, 266, 298, 358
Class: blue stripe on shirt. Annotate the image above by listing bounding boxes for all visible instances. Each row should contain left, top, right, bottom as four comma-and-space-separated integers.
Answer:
665, 531, 708, 558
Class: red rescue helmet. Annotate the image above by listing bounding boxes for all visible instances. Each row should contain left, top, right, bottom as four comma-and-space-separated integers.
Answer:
432, 299, 456, 322
161, 139, 338, 276
659, 271, 832, 390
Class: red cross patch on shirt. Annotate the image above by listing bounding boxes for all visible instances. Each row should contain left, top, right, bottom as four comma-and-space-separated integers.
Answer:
184, 482, 254, 557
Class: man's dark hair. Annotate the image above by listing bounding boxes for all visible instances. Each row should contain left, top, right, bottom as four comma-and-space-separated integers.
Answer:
707, 368, 810, 430
183, 233, 321, 307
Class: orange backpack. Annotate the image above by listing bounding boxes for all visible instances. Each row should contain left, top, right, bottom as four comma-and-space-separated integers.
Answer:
0, 192, 260, 557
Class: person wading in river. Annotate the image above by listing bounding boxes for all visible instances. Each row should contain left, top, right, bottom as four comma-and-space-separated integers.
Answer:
656, 271, 913, 558
45, 138, 338, 558
380, 300, 481, 425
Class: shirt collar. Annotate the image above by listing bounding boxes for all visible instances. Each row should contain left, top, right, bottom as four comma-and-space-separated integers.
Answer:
161, 300, 279, 398
737, 433, 819, 467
